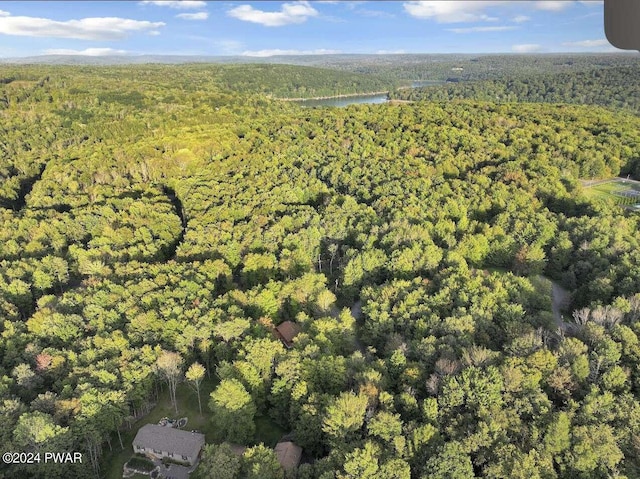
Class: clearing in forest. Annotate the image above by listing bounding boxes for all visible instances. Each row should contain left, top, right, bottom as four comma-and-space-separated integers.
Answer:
582, 177, 640, 210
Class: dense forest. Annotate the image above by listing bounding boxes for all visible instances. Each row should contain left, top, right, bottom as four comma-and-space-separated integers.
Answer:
300, 53, 640, 82
1, 58, 640, 479
209, 64, 396, 99
389, 66, 640, 113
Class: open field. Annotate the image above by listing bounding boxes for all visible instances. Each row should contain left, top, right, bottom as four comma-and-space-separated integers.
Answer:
582, 178, 640, 210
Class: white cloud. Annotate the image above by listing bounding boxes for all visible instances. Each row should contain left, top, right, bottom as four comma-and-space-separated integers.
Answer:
512, 43, 543, 53
403, 1, 503, 23
404, 1, 578, 23
376, 49, 407, 54
0, 10, 9, 17
449, 25, 517, 33
534, 1, 571, 11
228, 1, 318, 27
44, 47, 130, 56
176, 12, 208, 20
0, 14, 164, 40
345, 2, 368, 10
562, 38, 610, 47
139, 1, 206, 9
357, 9, 396, 19
241, 48, 340, 57
213, 39, 244, 54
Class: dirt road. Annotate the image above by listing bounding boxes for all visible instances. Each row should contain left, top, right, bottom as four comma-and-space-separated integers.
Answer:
551, 281, 571, 331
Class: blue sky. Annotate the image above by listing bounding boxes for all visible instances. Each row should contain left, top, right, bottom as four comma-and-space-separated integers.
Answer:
0, 1, 619, 57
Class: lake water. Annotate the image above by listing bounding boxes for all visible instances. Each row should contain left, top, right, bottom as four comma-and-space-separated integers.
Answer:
295, 93, 389, 108
294, 80, 449, 108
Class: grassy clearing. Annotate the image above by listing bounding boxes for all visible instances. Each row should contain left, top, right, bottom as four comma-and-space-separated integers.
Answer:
254, 415, 286, 447
104, 377, 217, 479
106, 426, 144, 479
583, 179, 640, 207
104, 376, 285, 479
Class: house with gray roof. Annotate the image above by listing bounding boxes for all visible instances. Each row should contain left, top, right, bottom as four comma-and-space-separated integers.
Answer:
133, 424, 205, 466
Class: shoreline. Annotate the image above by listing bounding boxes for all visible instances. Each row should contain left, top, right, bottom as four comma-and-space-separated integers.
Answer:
274, 81, 447, 101
274, 90, 389, 102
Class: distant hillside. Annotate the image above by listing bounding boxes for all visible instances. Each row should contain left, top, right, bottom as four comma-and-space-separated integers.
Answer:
2, 54, 637, 98
3, 52, 638, 78
212, 64, 395, 99
389, 65, 640, 113
0, 62, 396, 106
296, 53, 640, 82
0, 61, 394, 99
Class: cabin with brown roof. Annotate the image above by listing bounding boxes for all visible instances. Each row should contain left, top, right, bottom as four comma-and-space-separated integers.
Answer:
275, 321, 301, 349
274, 441, 303, 472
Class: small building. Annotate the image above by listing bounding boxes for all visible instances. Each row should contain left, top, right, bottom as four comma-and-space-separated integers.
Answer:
275, 321, 301, 349
133, 424, 205, 466
274, 441, 303, 472
228, 443, 247, 456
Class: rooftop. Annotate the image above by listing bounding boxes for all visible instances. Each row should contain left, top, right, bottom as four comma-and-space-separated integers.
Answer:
274, 441, 302, 471
275, 321, 301, 346
133, 424, 205, 459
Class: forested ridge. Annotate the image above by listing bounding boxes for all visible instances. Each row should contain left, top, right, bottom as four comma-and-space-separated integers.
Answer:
300, 53, 640, 82
1, 61, 640, 479
211, 64, 396, 99
389, 65, 640, 113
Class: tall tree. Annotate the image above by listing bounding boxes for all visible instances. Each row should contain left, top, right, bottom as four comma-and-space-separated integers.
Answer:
323, 392, 369, 449
209, 379, 256, 443
156, 351, 183, 414
241, 444, 284, 479
186, 362, 206, 414
193, 443, 241, 479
